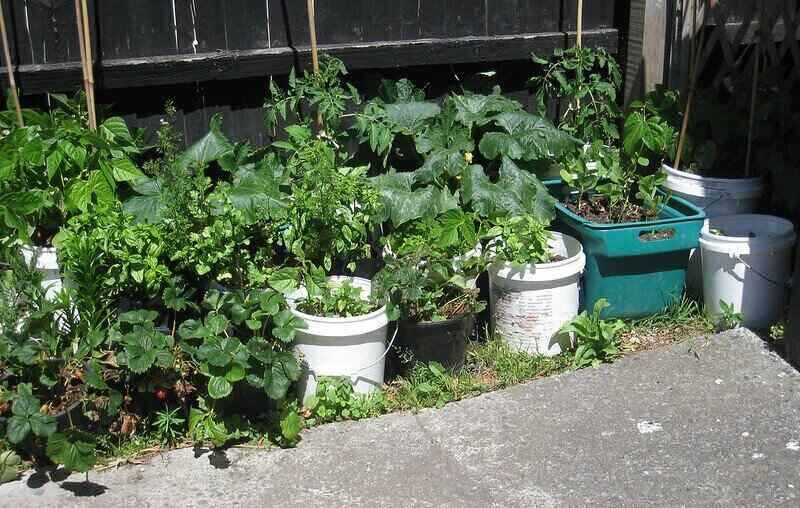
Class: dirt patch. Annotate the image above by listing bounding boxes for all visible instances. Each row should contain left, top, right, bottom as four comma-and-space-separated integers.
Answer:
567, 196, 656, 224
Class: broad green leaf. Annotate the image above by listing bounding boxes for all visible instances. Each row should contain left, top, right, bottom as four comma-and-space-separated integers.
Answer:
207, 376, 233, 399
110, 157, 145, 182
176, 114, 233, 171
46, 430, 96, 473
100, 116, 134, 142
279, 411, 302, 442
383, 101, 441, 132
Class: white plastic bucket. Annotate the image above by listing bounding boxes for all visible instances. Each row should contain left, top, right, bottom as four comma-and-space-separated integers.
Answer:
488, 232, 586, 356
289, 276, 389, 403
662, 164, 764, 217
663, 163, 765, 296
20, 246, 62, 301
700, 214, 796, 329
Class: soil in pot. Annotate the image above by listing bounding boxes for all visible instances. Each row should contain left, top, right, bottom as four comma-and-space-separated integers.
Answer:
567, 196, 656, 224
390, 313, 475, 375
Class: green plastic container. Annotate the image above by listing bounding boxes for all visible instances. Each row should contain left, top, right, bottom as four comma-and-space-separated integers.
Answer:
546, 181, 706, 319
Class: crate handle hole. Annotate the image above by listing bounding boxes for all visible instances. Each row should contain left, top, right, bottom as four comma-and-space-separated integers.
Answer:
639, 228, 676, 242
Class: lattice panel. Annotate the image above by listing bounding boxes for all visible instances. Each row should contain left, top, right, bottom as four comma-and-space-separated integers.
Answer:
698, 0, 800, 90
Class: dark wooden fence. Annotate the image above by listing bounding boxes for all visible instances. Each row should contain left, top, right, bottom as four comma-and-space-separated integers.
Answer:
1, 1, 621, 144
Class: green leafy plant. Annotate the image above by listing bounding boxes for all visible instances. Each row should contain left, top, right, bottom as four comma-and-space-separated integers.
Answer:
530, 46, 623, 145
714, 300, 743, 332
5, 384, 57, 446
278, 128, 381, 274
264, 55, 361, 140
559, 299, 625, 368
152, 407, 186, 445
0, 93, 144, 244
374, 254, 484, 323
0, 449, 21, 484
179, 288, 304, 401
296, 280, 379, 318
559, 96, 675, 223
483, 214, 554, 266
304, 377, 386, 426
54, 206, 172, 314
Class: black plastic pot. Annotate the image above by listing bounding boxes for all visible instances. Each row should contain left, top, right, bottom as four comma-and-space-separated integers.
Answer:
393, 313, 475, 373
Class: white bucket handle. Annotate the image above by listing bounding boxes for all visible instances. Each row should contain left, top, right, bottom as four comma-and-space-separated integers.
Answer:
732, 254, 793, 289
306, 326, 399, 384
699, 190, 732, 210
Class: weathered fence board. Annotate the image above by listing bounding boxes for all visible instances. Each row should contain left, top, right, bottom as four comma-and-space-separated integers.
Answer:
0, 0, 619, 145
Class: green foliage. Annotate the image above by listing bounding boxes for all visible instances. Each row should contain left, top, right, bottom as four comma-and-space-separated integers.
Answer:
374, 254, 484, 323
478, 111, 580, 162
279, 134, 381, 273
483, 215, 553, 266
560, 299, 625, 368
46, 429, 97, 473
112, 310, 175, 375
152, 407, 186, 445
264, 55, 360, 139
305, 377, 386, 425
54, 206, 172, 308
469, 338, 570, 387
531, 46, 623, 145
714, 300, 743, 332
296, 280, 379, 318
0, 93, 143, 243
5, 384, 57, 444
179, 289, 303, 401
462, 158, 556, 221
0, 450, 21, 484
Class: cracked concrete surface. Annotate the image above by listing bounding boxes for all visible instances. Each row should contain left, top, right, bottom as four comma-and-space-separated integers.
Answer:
1, 329, 799, 507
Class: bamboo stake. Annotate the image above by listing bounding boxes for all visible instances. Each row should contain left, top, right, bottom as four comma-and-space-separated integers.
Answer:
575, 0, 583, 111
306, 0, 322, 129
744, 4, 762, 178
674, 1, 707, 171
0, 0, 23, 127
75, 0, 96, 130
80, 0, 97, 130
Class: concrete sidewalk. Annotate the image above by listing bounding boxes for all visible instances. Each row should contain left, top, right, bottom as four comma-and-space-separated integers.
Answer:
2, 329, 799, 507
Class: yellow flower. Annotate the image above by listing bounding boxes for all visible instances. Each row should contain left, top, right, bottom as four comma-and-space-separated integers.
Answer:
464, 152, 474, 164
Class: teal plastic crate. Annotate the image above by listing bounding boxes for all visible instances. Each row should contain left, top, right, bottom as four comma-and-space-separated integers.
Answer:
545, 181, 706, 319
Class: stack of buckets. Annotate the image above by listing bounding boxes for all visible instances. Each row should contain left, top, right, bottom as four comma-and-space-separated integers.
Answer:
663, 165, 796, 329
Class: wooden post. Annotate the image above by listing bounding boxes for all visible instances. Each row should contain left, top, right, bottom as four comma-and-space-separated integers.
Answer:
625, 0, 670, 105
0, 0, 23, 127
576, 0, 583, 48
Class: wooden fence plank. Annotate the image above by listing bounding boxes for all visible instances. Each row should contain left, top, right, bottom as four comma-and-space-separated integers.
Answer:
4, 29, 618, 94
97, 0, 175, 59
487, 0, 521, 36
444, 0, 487, 38
419, 0, 447, 38
224, 0, 270, 50
317, 0, 364, 45
267, 0, 310, 47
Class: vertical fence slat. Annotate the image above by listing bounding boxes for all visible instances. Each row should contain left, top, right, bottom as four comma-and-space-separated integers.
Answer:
561, 0, 615, 31
225, 0, 269, 49
363, 1, 405, 42
267, 0, 310, 48
317, 0, 364, 45
444, 0, 486, 37
519, 0, 560, 33
418, 0, 446, 38
97, 0, 176, 59
487, 0, 520, 36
